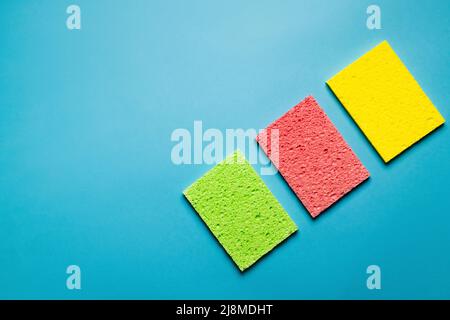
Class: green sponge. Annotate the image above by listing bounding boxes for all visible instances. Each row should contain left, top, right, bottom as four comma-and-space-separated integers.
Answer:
184, 151, 298, 271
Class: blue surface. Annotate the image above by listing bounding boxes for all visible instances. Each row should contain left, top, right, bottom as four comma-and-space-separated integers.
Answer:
0, 0, 449, 299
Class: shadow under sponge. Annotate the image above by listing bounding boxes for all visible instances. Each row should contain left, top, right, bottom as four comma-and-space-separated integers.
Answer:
256, 96, 370, 218
183, 151, 298, 271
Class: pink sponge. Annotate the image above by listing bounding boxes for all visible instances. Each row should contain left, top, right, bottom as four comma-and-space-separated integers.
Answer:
256, 96, 369, 218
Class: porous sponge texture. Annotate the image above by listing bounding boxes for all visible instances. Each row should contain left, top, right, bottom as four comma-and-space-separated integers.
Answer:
327, 40, 445, 163
257, 96, 369, 218
183, 151, 298, 271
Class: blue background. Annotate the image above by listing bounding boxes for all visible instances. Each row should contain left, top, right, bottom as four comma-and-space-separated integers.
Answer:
0, 0, 449, 299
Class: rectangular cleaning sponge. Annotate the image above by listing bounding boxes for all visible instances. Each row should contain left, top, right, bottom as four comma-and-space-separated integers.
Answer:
257, 96, 369, 218
184, 151, 297, 271
327, 40, 445, 162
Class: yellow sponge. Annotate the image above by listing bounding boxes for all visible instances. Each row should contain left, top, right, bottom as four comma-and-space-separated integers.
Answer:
327, 41, 445, 162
